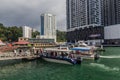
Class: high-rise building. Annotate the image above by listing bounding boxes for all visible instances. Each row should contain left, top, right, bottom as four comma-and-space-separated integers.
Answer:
101, 0, 116, 26
66, 0, 103, 45
88, 0, 101, 25
23, 26, 32, 38
40, 13, 56, 42
101, 0, 120, 26
115, 0, 120, 24
67, 0, 120, 29
66, 0, 120, 45
66, 0, 101, 30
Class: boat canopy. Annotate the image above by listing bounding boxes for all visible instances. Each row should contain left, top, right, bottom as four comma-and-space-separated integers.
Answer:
44, 48, 72, 52
70, 47, 91, 51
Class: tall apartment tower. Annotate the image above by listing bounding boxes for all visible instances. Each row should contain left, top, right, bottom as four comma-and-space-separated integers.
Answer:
101, 0, 120, 26
115, 0, 120, 24
66, 0, 120, 44
23, 26, 32, 38
40, 13, 56, 42
66, 0, 101, 30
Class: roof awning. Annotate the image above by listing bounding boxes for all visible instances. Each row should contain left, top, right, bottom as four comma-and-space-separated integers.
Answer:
13, 41, 30, 45
0, 40, 6, 46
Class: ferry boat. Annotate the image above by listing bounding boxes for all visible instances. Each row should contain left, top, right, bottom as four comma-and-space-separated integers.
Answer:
75, 41, 98, 51
70, 47, 99, 60
41, 47, 82, 65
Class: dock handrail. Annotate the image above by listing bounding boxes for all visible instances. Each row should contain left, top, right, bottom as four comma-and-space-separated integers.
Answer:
0, 51, 40, 61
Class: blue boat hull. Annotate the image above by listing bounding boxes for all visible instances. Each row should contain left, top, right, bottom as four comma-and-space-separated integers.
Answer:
71, 47, 91, 51
41, 56, 80, 65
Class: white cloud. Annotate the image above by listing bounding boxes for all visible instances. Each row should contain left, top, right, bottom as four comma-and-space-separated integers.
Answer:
0, 0, 66, 31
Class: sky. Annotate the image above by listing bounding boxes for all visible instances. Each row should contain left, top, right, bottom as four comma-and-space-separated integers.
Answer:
0, 0, 66, 31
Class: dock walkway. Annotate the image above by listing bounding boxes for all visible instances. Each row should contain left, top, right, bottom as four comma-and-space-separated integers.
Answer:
0, 52, 40, 61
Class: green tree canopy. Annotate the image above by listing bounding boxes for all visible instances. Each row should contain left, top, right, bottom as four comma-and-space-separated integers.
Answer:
32, 31, 40, 38
0, 23, 22, 42
56, 30, 66, 42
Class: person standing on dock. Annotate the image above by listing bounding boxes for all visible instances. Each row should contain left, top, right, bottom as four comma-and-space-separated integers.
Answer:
36, 50, 39, 57
13, 50, 17, 57
19, 49, 22, 56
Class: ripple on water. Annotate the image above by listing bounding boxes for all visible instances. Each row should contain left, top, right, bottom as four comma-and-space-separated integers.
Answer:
90, 63, 120, 72
100, 55, 120, 59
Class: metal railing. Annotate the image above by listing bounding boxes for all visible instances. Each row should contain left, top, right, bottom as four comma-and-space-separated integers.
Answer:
0, 52, 39, 59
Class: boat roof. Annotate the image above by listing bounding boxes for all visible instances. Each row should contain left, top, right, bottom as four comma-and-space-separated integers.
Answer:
44, 48, 72, 52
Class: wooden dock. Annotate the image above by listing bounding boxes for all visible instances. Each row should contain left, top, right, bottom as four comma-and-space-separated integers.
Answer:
0, 52, 40, 61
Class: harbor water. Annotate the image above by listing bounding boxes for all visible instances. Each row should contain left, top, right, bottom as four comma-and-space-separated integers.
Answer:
0, 47, 120, 80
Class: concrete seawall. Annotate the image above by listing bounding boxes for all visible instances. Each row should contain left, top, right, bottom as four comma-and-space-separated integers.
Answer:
0, 52, 40, 66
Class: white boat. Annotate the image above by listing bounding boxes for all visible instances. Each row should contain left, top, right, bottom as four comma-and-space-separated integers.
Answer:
75, 41, 98, 51
43, 57, 75, 65
70, 47, 99, 60
41, 47, 81, 65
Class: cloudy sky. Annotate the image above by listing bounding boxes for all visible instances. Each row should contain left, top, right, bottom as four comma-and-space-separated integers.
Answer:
0, 0, 66, 31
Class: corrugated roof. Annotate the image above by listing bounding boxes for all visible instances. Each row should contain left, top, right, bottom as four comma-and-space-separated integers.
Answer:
13, 41, 30, 45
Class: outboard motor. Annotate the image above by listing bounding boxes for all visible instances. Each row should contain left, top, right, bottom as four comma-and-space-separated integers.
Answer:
94, 53, 99, 60
76, 57, 82, 64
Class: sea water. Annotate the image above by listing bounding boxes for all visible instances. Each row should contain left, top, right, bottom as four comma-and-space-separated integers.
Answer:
0, 47, 120, 80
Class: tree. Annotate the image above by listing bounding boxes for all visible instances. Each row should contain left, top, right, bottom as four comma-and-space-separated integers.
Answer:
32, 31, 40, 38
56, 30, 66, 42
0, 23, 22, 42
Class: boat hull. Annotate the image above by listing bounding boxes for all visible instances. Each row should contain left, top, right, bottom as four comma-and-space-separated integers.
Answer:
42, 57, 77, 65
80, 54, 99, 60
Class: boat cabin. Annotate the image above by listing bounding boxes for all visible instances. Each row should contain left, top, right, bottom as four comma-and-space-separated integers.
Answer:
43, 47, 72, 58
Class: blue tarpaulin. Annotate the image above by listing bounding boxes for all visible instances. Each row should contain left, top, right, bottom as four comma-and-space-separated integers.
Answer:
70, 47, 90, 51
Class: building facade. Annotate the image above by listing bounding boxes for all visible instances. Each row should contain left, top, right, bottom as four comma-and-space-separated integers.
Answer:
67, 25, 104, 45
66, 0, 101, 31
40, 13, 56, 42
104, 24, 120, 45
23, 26, 32, 38
66, 0, 120, 45
29, 38, 56, 48
88, 0, 101, 25
66, 0, 120, 28
101, 0, 120, 26
66, 0, 103, 45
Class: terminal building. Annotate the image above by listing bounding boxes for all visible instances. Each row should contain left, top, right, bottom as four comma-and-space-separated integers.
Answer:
18, 37, 56, 48
28, 38, 56, 48
66, 0, 120, 45
104, 24, 120, 45
67, 25, 104, 46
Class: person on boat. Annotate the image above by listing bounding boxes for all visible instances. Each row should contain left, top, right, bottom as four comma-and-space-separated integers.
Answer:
64, 53, 68, 58
40, 48, 43, 54
36, 50, 39, 57
50, 52, 54, 57
54, 52, 57, 57
46, 52, 49, 57
68, 53, 72, 59
61, 52, 65, 58
89, 48, 94, 54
